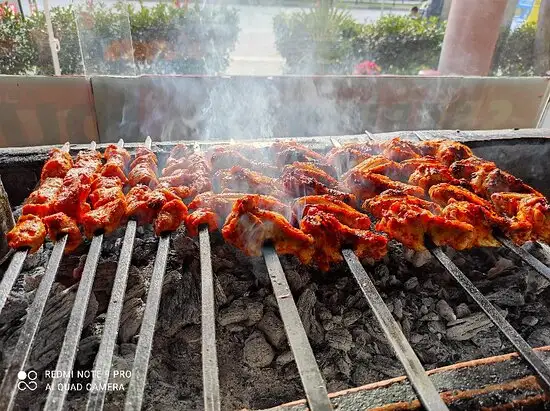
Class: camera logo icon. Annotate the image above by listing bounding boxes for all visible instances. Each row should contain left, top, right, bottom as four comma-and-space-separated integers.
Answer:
17, 370, 38, 391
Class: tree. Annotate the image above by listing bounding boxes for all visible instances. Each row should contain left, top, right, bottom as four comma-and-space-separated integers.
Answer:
535, 0, 550, 75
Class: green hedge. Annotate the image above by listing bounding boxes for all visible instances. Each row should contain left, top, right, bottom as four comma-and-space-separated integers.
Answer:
0, 2, 239, 75
274, 10, 537, 76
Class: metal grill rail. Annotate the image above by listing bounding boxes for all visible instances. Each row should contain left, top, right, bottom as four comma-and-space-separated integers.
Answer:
0, 134, 549, 411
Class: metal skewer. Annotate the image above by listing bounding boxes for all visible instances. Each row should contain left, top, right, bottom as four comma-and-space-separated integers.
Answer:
124, 136, 171, 411
0, 142, 70, 317
45, 140, 115, 411
87, 138, 139, 411
330, 137, 447, 411
262, 246, 333, 411
196, 141, 221, 411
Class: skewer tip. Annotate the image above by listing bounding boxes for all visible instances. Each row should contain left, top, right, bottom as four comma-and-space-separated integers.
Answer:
364, 130, 374, 141
330, 137, 342, 148
90, 141, 97, 151
145, 136, 152, 150
61, 142, 71, 153
117, 138, 125, 148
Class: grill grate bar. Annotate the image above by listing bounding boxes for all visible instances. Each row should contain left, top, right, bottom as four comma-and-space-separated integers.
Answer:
430, 245, 550, 390
0, 250, 27, 316
496, 235, 550, 282
124, 235, 170, 411
262, 246, 333, 411
0, 235, 67, 411
536, 241, 550, 261
86, 221, 137, 411
342, 250, 448, 410
199, 226, 221, 411
45, 234, 104, 410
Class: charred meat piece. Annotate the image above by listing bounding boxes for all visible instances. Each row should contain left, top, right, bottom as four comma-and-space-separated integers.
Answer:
440, 201, 500, 247
364, 191, 474, 251
292, 195, 371, 229
300, 207, 387, 271
450, 157, 497, 180
326, 143, 379, 175
81, 198, 126, 238
492, 193, 550, 244
185, 209, 219, 237
341, 155, 403, 182
281, 162, 355, 204
22, 177, 63, 217
212, 166, 285, 197
345, 170, 424, 202
189, 192, 291, 219
7, 214, 47, 253
222, 195, 314, 264
43, 212, 83, 253
208, 146, 279, 176
429, 184, 531, 245
379, 138, 422, 162
40, 148, 73, 180
470, 168, 542, 198
408, 164, 460, 193
417, 139, 473, 166
429, 183, 494, 208
270, 141, 326, 166
154, 199, 188, 236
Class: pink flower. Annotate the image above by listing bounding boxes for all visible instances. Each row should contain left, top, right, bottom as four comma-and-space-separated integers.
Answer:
354, 60, 381, 75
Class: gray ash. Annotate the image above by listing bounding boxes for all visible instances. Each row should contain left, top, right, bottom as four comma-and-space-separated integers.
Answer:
1, 227, 550, 410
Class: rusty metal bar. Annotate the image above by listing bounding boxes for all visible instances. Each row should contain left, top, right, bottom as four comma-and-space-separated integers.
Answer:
0, 234, 67, 411
124, 234, 170, 411
199, 226, 221, 411
262, 246, 333, 411
430, 245, 550, 391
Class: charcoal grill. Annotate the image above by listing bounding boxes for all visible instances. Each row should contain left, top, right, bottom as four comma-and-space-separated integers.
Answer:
1, 129, 550, 411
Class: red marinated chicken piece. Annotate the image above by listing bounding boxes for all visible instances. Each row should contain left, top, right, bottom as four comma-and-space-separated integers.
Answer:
417, 139, 473, 166
154, 199, 188, 236
300, 207, 387, 271
222, 195, 314, 264
344, 170, 424, 202
7, 214, 47, 253
128, 163, 159, 188
89, 186, 126, 209
292, 195, 372, 229
81, 198, 127, 238
52, 173, 92, 221
281, 162, 355, 204
212, 166, 286, 198
208, 146, 279, 176
22, 177, 63, 217
43, 212, 83, 253
40, 148, 73, 180
126, 185, 155, 224
185, 209, 219, 236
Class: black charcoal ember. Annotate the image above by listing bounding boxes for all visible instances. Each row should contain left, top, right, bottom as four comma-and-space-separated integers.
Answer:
297, 285, 324, 345
404, 276, 419, 291
527, 326, 550, 347
487, 288, 525, 307
455, 303, 471, 318
243, 331, 275, 368
257, 310, 287, 349
436, 299, 457, 323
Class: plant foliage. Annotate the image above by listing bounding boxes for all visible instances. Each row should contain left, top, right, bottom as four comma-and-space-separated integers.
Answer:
0, 2, 239, 75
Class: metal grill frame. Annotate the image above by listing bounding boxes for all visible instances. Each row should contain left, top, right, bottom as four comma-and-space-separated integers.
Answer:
0, 130, 549, 411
